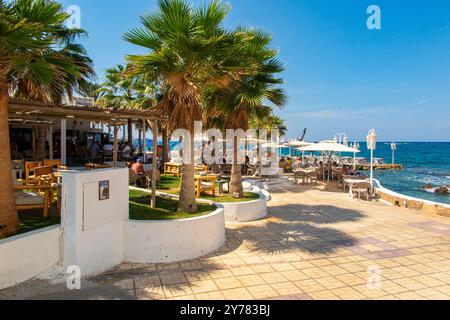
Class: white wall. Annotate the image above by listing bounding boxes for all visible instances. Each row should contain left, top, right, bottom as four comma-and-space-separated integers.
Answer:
223, 187, 270, 223
124, 208, 225, 263
0, 225, 60, 290
61, 168, 129, 276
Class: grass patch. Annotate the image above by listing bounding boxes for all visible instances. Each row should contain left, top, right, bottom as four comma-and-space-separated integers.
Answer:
157, 175, 260, 202
129, 190, 216, 220
0, 212, 60, 240
201, 192, 260, 203
157, 174, 181, 193
18, 213, 60, 235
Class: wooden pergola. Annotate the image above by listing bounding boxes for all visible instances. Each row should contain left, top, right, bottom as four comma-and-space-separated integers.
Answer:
8, 99, 162, 207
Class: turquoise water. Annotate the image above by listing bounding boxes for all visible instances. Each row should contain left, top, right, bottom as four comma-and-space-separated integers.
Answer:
284, 142, 450, 205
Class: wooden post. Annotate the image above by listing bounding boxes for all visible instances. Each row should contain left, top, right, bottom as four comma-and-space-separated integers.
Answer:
151, 120, 158, 209
60, 119, 66, 165
31, 126, 36, 161
143, 119, 147, 163
48, 125, 53, 160
113, 123, 118, 167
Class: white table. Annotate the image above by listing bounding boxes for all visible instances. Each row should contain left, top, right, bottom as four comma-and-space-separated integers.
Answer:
343, 178, 370, 199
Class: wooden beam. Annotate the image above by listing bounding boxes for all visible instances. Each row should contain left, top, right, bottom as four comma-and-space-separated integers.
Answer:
9, 101, 160, 122
60, 119, 66, 165
113, 124, 118, 167
143, 120, 147, 163
48, 125, 53, 160
31, 126, 36, 161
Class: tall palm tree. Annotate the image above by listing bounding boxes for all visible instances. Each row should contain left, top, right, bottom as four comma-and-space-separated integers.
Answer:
0, 0, 94, 237
15, 30, 95, 161
124, 0, 254, 213
208, 30, 287, 198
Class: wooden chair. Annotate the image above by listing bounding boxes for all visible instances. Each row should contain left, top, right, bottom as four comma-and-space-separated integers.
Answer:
294, 171, 307, 185
194, 176, 216, 198
144, 169, 161, 189
43, 159, 68, 171
15, 184, 52, 218
352, 182, 372, 201
34, 166, 54, 179
129, 169, 146, 187
25, 161, 42, 180
194, 165, 208, 174
309, 170, 319, 185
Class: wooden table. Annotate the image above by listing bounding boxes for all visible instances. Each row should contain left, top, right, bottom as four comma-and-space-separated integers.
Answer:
85, 163, 112, 171
194, 165, 208, 174
194, 175, 217, 198
164, 162, 183, 177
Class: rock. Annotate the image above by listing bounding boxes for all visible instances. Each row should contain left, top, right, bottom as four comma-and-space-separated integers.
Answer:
422, 184, 433, 190
434, 186, 449, 195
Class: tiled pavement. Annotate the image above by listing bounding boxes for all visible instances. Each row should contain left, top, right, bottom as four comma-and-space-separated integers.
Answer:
92, 178, 450, 300
2, 177, 450, 300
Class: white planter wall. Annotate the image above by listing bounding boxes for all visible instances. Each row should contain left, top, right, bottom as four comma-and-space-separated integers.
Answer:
124, 208, 225, 263
222, 187, 270, 223
0, 225, 60, 290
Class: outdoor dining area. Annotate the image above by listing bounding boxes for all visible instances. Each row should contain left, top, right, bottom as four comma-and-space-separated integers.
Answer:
288, 133, 379, 201
12, 159, 69, 218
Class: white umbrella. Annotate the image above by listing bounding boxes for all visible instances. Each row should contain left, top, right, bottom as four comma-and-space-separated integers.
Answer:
285, 139, 313, 147
262, 142, 286, 148
299, 142, 360, 153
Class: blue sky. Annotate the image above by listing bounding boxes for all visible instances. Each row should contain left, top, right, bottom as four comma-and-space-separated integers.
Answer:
59, 0, 450, 142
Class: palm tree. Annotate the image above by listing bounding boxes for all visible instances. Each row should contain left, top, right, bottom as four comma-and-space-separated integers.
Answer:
77, 81, 101, 101
250, 113, 288, 138
97, 65, 154, 146
0, 0, 94, 237
10, 9, 95, 162
208, 30, 287, 198
124, 0, 254, 212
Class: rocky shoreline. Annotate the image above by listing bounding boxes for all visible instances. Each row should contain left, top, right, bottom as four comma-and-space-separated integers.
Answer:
356, 164, 404, 171
423, 184, 450, 195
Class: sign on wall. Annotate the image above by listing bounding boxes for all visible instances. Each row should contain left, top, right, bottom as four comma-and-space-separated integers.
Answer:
99, 181, 110, 201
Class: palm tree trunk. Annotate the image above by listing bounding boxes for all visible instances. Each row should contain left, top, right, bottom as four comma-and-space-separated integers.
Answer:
127, 118, 133, 154
35, 126, 46, 161
162, 128, 170, 164
0, 80, 20, 237
229, 136, 244, 198
178, 125, 197, 213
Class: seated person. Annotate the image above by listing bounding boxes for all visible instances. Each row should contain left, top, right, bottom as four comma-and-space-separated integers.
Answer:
331, 162, 338, 171
292, 158, 302, 170
88, 141, 101, 160
131, 159, 146, 177
340, 165, 349, 176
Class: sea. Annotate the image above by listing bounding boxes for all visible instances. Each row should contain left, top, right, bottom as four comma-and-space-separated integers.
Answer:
137, 138, 450, 205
